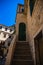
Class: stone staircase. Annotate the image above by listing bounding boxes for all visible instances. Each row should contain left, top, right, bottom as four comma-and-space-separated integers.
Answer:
11, 41, 34, 65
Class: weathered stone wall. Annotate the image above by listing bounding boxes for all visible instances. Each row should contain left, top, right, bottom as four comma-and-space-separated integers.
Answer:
27, 0, 43, 65
32, 0, 43, 37
16, 13, 27, 41
5, 34, 16, 65
16, 0, 43, 64
27, 0, 43, 37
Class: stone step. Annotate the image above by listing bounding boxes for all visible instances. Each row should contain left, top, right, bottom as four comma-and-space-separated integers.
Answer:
14, 55, 31, 56
11, 60, 34, 65
14, 49, 31, 52
16, 43, 29, 45
16, 41, 28, 43
13, 59, 33, 61
11, 41, 34, 65
13, 55, 32, 60
14, 53, 31, 56
15, 51, 31, 55
15, 48, 30, 51
14, 50, 31, 55
15, 46, 30, 49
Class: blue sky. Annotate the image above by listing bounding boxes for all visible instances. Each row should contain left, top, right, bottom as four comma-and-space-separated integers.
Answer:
0, 0, 24, 26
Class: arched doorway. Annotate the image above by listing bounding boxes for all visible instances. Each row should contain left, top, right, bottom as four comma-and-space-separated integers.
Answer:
19, 23, 26, 41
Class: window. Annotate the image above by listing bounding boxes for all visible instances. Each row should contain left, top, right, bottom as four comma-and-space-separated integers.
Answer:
5, 28, 8, 31
9, 35, 11, 38
8, 42, 10, 46
10, 29, 12, 32
29, 0, 36, 16
2, 41, 5, 45
22, 8, 24, 12
0, 26, 2, 29
20, 7, 24, 13
4, 34, 6, 38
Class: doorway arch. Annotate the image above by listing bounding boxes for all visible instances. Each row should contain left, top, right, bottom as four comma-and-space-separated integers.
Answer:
18, 23, 26, 41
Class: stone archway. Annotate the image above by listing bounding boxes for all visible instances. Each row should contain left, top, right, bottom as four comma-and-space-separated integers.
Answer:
18, 23, 26, 41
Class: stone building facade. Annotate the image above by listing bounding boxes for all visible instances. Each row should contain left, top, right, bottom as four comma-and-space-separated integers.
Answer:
5, 0, 43, 65
0, 24, 14, 41
16, 0, 43, 65
0, 24, 14, 65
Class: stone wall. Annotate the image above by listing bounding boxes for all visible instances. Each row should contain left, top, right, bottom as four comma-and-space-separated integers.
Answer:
5, 34, 16, 65
16, 13, 27, 41
27, 0, 43, 65
16, 0, 43, 64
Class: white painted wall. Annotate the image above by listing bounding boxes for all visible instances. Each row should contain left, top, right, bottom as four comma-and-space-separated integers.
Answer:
0, 28, 14, 34
0, 26, 14, 41
0, 32, 9, 41
2, 28, 5, 31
